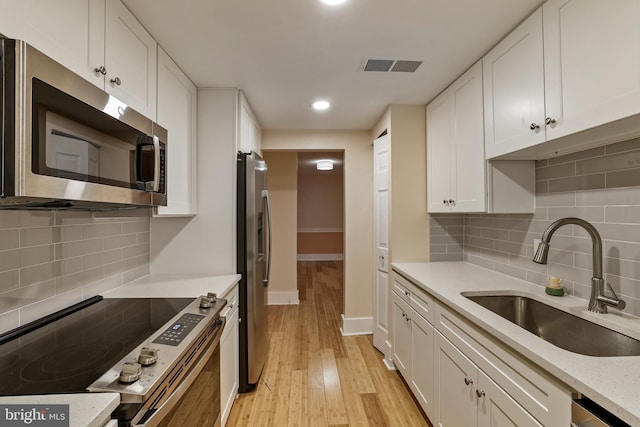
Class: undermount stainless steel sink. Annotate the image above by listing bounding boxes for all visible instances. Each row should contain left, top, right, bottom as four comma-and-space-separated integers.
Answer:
464, 294, 640, 357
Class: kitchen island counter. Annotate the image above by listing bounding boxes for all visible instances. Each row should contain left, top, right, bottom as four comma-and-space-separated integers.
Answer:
393, 261, 640, 426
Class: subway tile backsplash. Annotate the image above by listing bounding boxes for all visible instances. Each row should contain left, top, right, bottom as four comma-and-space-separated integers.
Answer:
430, 137, 640, 317
0, 209, 151, 334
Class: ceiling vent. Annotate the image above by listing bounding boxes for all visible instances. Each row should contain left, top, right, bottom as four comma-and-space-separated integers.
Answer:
360, 57, 423, 73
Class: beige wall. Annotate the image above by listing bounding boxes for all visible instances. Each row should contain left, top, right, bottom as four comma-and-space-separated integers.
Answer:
263, 152, 298, 294
298, 174, 344, 230
262, 130, 373, 320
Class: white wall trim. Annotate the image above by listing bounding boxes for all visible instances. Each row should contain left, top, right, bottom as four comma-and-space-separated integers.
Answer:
267, 291, 300, 305
340, 314, 373, 336
297, 253, 344, 261
297, 228, 344, 233
382, 340, 396, 370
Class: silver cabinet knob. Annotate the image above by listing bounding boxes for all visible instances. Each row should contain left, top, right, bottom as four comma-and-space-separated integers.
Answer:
545, 117, 557, 126
529, 123, 540, 130
448, 199, 454, 205
94, 65, 107, 76
443, 200, 448, 205
476, 389, 486, 398
110, 77, 122, 86
464, 377, 473, 386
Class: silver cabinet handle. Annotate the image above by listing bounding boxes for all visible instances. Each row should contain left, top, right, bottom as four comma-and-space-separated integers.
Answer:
476, 389, 485, 398
530, 123, 540, 130
110, 77, 122, 86
94, 65, 107, 75
443, 199, 448, 205
464, 377, 473, 386
545, 117, 557, 126
449, 199, 454, 205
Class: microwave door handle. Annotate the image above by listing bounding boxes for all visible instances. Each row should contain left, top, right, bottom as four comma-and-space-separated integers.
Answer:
152, 135, 160, 193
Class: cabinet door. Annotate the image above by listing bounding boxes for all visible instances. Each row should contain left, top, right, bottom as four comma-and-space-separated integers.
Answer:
451, 61, 485, 212
544, 0, 640, 140
410, 308, 435, 419
220, 305, 239, 426
392, 294, 412, 377
434, 332, 477, 427
0, 0, 105, 87
483, 9, 545, 159
426, 91, 453, 212
477, 370, 542, 427
238, 93, 254, 153
104, 0, 157, 119
156, 47, 197, 216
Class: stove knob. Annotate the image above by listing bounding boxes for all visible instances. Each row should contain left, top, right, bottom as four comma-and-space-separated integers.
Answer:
200, 293, 217, 308
138, 347, 159, 366
119, 362, 142, 384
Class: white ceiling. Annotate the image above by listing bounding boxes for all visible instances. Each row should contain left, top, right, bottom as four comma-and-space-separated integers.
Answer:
122, 0, 543, 131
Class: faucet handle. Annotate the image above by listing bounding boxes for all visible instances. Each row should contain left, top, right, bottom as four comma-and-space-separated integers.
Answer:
599, 282, 626, 310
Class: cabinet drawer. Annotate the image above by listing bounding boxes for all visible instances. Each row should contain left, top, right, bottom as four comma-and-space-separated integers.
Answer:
393, 272, 434, 324
435, 303, 571, 426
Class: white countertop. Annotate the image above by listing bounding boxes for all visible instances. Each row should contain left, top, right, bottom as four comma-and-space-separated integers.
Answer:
102, 273, 241, 299
0, 393, 119, 427
393, 261, 640, 426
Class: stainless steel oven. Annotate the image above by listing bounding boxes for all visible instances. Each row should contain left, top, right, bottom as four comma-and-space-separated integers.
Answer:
0, 294, 226, 427
0, 37, 167, 209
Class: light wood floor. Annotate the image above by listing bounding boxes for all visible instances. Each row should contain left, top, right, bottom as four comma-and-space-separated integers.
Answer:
226, 261, 432, 427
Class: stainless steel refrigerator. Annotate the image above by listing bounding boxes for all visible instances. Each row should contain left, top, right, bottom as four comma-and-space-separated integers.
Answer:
236, 151, 271, 392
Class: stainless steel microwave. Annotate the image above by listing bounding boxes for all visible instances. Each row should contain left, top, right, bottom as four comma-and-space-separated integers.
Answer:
0, 37, 167, 209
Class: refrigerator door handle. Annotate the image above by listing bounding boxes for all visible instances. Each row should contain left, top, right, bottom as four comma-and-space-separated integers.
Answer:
262, 189, 272, 286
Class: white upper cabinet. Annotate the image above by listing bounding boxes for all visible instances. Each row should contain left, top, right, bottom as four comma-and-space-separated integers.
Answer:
0, 0, 157, 120
484, 1, 640, 159
543, 0, 640, 141
428, 61, 486, 213
155, 47, 197, 217
0, 0, 104, 85
103, 0, 157, 120
483, 9, 545, 159
238, 91, 261, 154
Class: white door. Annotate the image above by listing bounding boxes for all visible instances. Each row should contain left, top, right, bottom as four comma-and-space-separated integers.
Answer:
544, 0, 640, 140
410, 308, 435, 418
373, 133, 390, 353
483, 9, 545, 159
392, 294, 411, 376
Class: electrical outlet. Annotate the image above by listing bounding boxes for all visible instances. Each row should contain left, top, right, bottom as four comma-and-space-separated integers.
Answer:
534, 238, 541, 248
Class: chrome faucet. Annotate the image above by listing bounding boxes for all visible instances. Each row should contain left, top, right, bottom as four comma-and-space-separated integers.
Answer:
532, 217, 626, 313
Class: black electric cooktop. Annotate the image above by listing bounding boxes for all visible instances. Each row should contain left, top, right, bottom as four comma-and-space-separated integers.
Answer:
0, 297, 194, 396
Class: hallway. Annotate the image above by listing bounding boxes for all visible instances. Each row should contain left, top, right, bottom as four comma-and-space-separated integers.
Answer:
227, 261, 431, 426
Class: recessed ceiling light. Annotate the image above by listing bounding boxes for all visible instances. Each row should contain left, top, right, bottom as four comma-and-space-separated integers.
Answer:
312, 100, 330, 111
320, 0, 347, 5
316, 160, 334, 171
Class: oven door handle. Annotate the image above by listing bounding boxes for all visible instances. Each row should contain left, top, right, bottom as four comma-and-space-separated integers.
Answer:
132, 317, 226, 427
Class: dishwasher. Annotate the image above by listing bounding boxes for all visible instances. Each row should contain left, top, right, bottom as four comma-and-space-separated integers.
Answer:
572, 397, 631, 427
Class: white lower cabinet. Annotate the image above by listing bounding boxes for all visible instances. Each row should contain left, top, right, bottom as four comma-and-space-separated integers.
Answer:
434, 332, 541, 427
220, 284, 239, 426
392, 271, 572, 426
392, 274, 435, 417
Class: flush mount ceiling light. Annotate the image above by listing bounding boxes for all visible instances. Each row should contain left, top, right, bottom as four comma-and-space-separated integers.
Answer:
316, 160, 334, 171
320, 0, 347, 5
312, 100, 331, 111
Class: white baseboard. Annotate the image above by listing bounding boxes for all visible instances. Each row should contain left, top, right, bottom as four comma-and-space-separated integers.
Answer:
267, 291, 300, 305
297, 253, 344, 261
383, 340, 396, 370
340, 314, 373, 336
